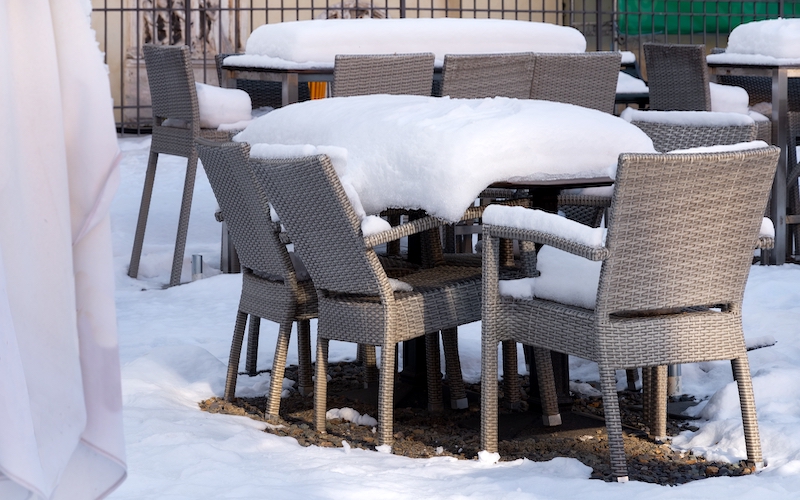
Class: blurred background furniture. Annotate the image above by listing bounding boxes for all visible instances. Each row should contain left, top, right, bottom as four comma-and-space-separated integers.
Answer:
707, 49, 800, 264
129, 44, 234, 287
481, 146, 779, 481
196, 139, 316, 416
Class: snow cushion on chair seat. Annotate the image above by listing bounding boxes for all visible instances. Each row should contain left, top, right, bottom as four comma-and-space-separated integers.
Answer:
195, 82, 253, 128
709, 82, 750, 115
489, 205, 775, 310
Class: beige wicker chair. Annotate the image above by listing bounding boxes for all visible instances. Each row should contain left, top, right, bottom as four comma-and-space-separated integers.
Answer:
481, 146, 780, 481
129, 44, 234, 287
440, 53, 535, 99
332, 53, 435, 97
195, 139, 316, 415
529, 52, 622, 113
250, 153, 482, 446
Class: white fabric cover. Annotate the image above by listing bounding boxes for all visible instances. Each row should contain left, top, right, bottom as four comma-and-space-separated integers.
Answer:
0, 0, 127, 499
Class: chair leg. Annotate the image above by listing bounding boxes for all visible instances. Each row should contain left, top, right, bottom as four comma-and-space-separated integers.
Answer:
128, 151, 159, 279
599, 365, 629, 482
425, 332, 444, 413
501, 340, 521, 410
641, 366, 652, 431
245, 315, 261, 376
265, 321, 292, 419
361, 344, 378, 389
480, 336, 500, 453
314, 337, 330, 434
377, 342, 397, 447
732, 356, 764, 468
533, 347, 561, 426
645, 365, 668, 441
169, 152, 199, 287
442, 328, 468, 409
224, 311, 248, 401
625, 368, 640, 391
296, 320, 313, 396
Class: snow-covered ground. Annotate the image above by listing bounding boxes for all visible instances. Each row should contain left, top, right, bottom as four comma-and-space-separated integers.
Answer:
109, 136, 800, 499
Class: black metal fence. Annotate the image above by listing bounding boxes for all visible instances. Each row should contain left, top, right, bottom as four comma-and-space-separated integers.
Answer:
90, 0, 799, 133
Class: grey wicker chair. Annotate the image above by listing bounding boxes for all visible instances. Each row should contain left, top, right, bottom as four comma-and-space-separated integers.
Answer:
529, 52, 622, 114
440, 53, 535, 99
332, 53, 435, 97
642, 43, 771, 144
250, 153, 483, 447
129, 44, 234, 287
481, 146, 780, 481
195, 139, 315, 416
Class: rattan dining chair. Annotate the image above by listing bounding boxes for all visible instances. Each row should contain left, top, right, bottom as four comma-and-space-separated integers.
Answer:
642, 43, 771, 144
250, 152, 483, 446
529, 52, 622, 113
481, 146, 780, 481
195, 139, 316, 416
332, 53, 435, 97
440, 53, 535, 99
128, 44, 234, 287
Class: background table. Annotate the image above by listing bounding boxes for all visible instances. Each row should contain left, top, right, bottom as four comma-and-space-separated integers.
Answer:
707, 56, 800, 265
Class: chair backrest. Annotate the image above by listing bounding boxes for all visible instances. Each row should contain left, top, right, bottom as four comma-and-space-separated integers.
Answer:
630, 120, 757, 152
596, 147, 779, 316
143, 44, 199, 123
529, 52, 621, 113
249, 154, 389, 297
195, 139, 297, 282
440, 53, 535, 99
332, 53, 435, 97
643, 43, 711, 111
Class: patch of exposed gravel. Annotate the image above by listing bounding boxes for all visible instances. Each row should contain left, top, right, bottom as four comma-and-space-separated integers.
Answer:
200, 361, 757, 485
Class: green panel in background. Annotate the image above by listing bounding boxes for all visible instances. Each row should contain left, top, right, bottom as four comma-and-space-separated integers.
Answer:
618, 1, 800, 35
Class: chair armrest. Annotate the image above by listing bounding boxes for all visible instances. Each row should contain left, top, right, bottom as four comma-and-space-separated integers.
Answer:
756, 236, 774, 250
484, 224, 610, 261
483, 205, 609, 261
363, 214, 448, 248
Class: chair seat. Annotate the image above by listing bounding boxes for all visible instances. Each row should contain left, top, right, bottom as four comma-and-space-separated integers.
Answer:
319, 265, 481, 345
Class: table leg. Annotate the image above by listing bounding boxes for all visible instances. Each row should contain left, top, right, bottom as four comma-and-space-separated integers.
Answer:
282, 73, 299, 107
770, 68, 789, 265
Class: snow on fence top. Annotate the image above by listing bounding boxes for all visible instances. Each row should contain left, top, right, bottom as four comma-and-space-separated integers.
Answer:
236, 94, 655, 222
237, 18, 586, 68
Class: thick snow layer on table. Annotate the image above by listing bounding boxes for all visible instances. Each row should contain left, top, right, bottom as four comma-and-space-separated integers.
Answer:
707, 52, 800, 66
236, 94, 656, 222
726, 18, 800, 59
240, 18, 586, 66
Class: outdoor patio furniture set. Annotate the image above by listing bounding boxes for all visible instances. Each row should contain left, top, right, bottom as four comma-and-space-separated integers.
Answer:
129, 21, 786, 481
